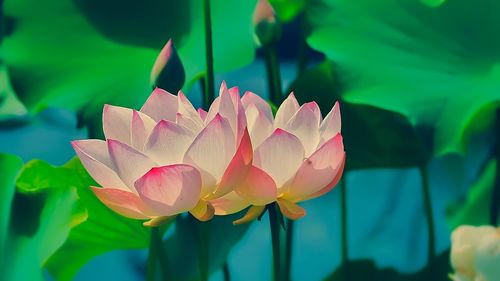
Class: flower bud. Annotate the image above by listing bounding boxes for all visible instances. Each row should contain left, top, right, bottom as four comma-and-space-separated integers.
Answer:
150, 39, 185, 93
253, 0, 281, 46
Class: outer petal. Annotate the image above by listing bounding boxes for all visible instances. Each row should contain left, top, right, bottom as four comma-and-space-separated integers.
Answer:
277, 198, 306, 220
190, 200, 215, 221
102, 104, 132, 145
198, 108, 208, 121
285, 134, 345, 202
254, 129, 305, 191
246, 104, 273, 148
274, 92, 300, 129
91, 187, 154, 219
319, 101, 341, 145
131, 110, 157, 151
284, 102, 321, 157
302, 153, 345, 202
214, 128, 253, 198
144, 120, 194, 166
236, 166, 277, 206
108, 139, 156, 191
134, 164, 202, 216
233, 205, 267, 225
184, 114, 236, 196
241, 91, 273, 121
474, 229, 500, 280
211, 192, 250, 215
140, 88, 178, 122
71, 140, 127, 190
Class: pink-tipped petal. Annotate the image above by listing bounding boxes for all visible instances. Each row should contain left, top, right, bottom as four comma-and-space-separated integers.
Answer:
144, 120, 194, 166
284, 102, 322, 157
215, 128, 253, 198
284, 134, 345, 202
241, 91, 273, 121
91, 187, 154, 219
140, 88, 178, 122
189, 200, 215, 221
246, 104, 273, 148
319, 101, 341, 145
277, 198, 305, 220
233, 205, 267, 225
131, 110, 156, 151
302, 152, 345, 202
108, 139, 156, 191
253, 0, 276, 25
150, 39, 173, 85
135, 164, 202, 216
274, 92, 300, 129
236, 166, 277, 206
102, 105, 133, 145
184, 114, 236, 196
71, 140, 128, 190
211, 192, 250, 215
205, 89, 237, 135
177, 91, 204, 130
198, 108, 208, 121
254, 129, 305, 191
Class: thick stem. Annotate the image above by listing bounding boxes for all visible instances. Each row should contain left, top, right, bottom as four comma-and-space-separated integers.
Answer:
268, 203, 282, 281
340, 178, 349, 280
491, 109, 500, 226
284, 220, 293, 281
203, 0, 215, 108
147, 227, 167, 281
296, 12, 309, 75
263, 45, 282, 106
223, 262, 231, 281
419, 165, 436, 262
196, 221, 209, 281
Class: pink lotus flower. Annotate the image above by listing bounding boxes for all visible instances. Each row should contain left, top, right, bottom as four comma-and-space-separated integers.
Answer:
211, 92, 345, 223
72, 83, 252, 226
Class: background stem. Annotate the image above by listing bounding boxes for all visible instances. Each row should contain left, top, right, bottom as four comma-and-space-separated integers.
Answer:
268, 203, 281, 281
203, 0, 215, 108
195, 221, 209, 281
223, 262, 231, 281
263, 45, 282, 106
340, 178, 349, 280
284, 220, 293, 281
490, 109, 500, 226
147, 227, 167, 281
419, 165, 435, 263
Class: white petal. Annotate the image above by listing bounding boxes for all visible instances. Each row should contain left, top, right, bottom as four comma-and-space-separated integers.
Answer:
140, 88, 178, 122
284, 102, 321, 157
144, 120, 194, 166
246, 104, 273, 148
274, 92, 300, 129
102, 105, 132, 145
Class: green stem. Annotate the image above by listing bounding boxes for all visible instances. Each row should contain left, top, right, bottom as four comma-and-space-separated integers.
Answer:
195, 221, 209, 281
296, 12, 309, 75
491, 109, 500, 225
419, 165, 435, 262
203, 0, 215, 108
340, 178, 349, 280
268, 203, 282, 281
263, 45, 282, 106
147, 227, 167, 281
223, 261, 231, 281
284, 220, 293, 281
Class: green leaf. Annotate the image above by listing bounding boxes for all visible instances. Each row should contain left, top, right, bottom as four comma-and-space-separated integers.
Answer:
45, 158, 151, 281
0, 65, 27, 120
307, 0, 500, 156
163, 215, 250, 281
447, 160, 498, 229
288, 61, 430, 170
269, 0, 307, 22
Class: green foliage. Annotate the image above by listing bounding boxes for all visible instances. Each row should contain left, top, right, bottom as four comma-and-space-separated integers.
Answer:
269, 0, 307, 22
447, 160, 498, 229
307, 0, 500, 156
288, 61, 429, 170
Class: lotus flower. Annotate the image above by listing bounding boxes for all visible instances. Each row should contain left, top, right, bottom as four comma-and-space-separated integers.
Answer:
211, 92, 345, 223
71, 83, 252, 226
451, 225, 500, 281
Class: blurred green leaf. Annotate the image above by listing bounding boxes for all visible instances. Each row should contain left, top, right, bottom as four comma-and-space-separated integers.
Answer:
45, 158, 150, 281
163, 215, 250, 281
269, 0, 307, 22
307, 0, 500, 156
447, 160, 498, 229
0, 65, 27, 120
288, 61, 429, 170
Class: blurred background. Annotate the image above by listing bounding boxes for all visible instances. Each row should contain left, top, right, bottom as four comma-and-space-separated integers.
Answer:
1, 0, 499, 280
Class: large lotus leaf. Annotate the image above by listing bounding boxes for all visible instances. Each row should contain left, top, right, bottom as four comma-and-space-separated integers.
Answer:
1, 157, 84, 281
42, 158, 151, 281
0, 65, 27, 120
269, 0, 307, 22
307, 0, 500, 156
447, 160, 498, 229
288, 61, 429, 170
2, 0, 257, 133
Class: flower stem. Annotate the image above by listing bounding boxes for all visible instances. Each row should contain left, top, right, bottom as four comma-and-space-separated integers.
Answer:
195, 221, 209, 281
490, 109, 500, 225
263, 45, 282, 106
147, 227, 168, 281
268, 203, 282, 281
203, 0, 215, 107
223, 261, 231, 281
284, 219, 293, 281
419, 165, 435, 262
340, 178, 349, 280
